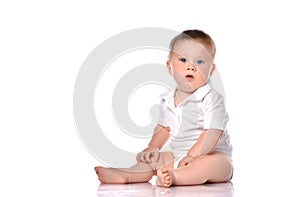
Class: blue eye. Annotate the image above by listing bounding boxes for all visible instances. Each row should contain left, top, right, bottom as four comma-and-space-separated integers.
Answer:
196, 60, 204, 65
179, 58, 187, 63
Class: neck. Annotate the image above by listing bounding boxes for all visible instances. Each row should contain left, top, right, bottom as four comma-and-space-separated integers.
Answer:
174, 89, 192, 106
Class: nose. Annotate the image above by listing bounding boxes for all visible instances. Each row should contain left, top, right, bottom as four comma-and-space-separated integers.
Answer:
186, 62, 196, 71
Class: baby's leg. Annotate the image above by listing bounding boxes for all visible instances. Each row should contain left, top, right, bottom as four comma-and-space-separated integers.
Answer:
95, 151, 174, 184
156, 152, 232, 187
94, 162, 154, 184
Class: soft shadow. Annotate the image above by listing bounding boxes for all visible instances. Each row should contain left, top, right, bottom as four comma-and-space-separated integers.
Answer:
97, 182, 155, 196
155, 182, 234, 197
97, 182, 233, 196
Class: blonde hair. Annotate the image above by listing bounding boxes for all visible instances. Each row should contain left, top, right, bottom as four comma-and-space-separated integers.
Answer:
169, 29, 216, 59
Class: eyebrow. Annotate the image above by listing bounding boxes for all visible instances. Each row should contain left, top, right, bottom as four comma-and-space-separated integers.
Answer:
173, 52, 206, 60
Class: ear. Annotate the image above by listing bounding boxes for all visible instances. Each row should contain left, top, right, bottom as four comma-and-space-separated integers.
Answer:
209, 64, 216, 77
166, 60, 172, 76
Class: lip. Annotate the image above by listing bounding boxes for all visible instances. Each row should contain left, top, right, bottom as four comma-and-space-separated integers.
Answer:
185, 74, 194, 81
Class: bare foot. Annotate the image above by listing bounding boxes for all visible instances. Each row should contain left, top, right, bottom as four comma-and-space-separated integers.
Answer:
94, 166, 128, 184
156, 169, 174, 187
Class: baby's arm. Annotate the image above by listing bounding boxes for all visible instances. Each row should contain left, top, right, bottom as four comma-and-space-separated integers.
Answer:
148, 125, 170, 150
178, 129, 222, 167
187, 129, 223, 158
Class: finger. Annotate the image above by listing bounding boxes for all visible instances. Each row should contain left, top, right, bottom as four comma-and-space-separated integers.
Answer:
137, 152, 144, 163
136, 152, 142, 162
140, 152, 147, 163
153, 151, 160, 162
138, 152, 146, 162
142, 152, 149, 163
145, 152, 152, 163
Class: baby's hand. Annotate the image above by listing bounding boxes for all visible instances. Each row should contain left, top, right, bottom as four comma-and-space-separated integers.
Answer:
136, 146, 159, 164
177, 155, 195, 168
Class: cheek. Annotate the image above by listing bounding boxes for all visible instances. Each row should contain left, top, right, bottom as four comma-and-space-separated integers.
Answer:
173, 62, 186, 72
197, 67, 211, 78
172, 60, 185, 68
173, 71, 185, 80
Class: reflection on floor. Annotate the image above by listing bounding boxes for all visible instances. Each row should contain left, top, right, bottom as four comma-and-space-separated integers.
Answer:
97, 181, 233, 196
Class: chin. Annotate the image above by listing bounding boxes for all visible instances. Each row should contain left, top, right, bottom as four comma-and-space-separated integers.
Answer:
178, 85, 197, 93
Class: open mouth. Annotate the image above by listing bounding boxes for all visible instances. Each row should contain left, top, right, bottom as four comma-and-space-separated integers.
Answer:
185, 74, 194, 81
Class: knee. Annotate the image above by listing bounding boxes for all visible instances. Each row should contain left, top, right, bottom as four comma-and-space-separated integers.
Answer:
193, 155, 212, 165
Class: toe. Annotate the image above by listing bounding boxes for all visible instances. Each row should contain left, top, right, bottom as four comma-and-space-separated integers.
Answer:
94, 167, 98, 174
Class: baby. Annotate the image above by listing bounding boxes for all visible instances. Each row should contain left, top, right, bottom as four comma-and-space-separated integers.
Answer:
95, 29, 233, 187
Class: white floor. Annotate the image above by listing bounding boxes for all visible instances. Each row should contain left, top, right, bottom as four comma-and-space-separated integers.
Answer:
97, 179, 233, 197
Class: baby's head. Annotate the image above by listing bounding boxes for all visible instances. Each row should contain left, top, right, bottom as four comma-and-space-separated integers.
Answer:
167, 30, 216, 93
169, 29, 216, 60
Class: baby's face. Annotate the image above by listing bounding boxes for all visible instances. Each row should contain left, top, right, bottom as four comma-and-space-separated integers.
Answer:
167, 39, 215, 93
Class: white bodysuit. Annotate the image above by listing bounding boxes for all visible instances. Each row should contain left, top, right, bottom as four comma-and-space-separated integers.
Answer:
158, 81, 232, 161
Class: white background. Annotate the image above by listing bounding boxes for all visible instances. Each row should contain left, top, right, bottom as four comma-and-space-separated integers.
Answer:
1, 0, 300, 196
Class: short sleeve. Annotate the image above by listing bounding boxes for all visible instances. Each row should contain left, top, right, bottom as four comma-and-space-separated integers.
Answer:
157, 99, 169, 127
203, 91, 228, 131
